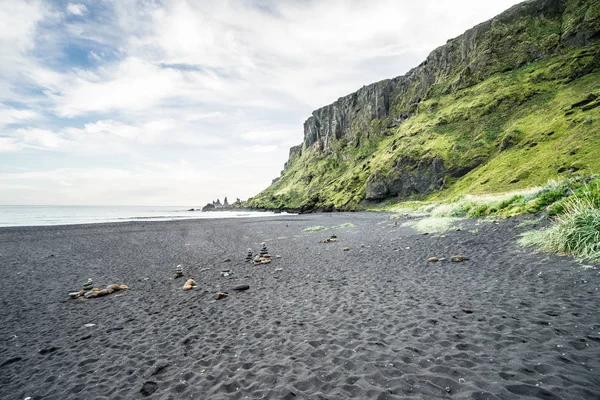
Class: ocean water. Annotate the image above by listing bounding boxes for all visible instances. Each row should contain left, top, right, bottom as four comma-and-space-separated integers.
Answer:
0, 205, 292, 228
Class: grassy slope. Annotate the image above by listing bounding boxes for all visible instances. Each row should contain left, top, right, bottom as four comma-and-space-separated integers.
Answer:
247, 43, 600, 210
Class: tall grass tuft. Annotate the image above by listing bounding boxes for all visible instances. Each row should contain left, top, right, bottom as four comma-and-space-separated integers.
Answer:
520, 184, 600, 262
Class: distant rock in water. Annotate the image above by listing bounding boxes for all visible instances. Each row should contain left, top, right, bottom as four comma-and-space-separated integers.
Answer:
202, 196, 239, 211
202, 203, 216, 211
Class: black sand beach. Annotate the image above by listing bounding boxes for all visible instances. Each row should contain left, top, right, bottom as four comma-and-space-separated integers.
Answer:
1, 212, 599, 399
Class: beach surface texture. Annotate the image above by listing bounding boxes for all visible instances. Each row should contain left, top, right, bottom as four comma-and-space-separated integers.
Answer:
0, 212, 599, 399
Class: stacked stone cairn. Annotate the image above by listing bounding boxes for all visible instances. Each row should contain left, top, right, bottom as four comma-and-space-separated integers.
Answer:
244, 249, 253, 263
252, 243, 272, 265
83, 278, 94, 290
173, 265, 184, 279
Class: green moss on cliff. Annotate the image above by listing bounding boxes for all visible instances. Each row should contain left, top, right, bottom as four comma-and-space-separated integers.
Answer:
246, 42, 600, 210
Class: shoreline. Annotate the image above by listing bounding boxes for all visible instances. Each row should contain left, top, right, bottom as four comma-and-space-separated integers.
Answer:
1, 212, 598, 399
0, 209, 295, 230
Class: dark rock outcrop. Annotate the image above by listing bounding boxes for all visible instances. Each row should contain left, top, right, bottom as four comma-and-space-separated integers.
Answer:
365, 156, 446, 200
202, 203, 215, 211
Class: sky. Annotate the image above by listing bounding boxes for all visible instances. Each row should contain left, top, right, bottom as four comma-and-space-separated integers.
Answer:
0, 0, 523, 206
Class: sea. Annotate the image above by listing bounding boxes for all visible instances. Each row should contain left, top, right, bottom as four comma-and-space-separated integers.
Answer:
0, 205, 292, 228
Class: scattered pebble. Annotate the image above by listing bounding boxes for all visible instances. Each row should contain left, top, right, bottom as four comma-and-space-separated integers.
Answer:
222, 258, 231, 263
232, 284, 250, 291
274, 268, 283, 272
343, 247, 350, 251
428, 257, 439, 262
214, 292, 229, 300
39, 346, 59, 355
451, 255, 469, 262
83, 323, 96, 328
183, 279, 197, 291
140, 381, 158, 396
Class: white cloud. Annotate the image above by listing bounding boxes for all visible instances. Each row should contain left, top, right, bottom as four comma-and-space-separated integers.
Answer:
0, 106, 39, 127
1, 118, 231, 154
238, 128, 300, 145
66, 3, 88, 16
0, 137, 24, 152
0, 0, 526, 205
0, 160, 284, 205
88, 50, 101, 62
0, 0, 47, 55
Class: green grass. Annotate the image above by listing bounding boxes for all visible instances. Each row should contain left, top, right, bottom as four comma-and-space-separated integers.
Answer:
519, 189, 600, 262
303, 226, 328, 232
517, 217, 546, 227
402, 216, 463, 234
334, 223, 356, 229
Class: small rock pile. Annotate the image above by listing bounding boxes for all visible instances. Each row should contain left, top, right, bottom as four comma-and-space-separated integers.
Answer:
252, 243, 272, 265
68, 278, 129, 300
321, 234, 337, 243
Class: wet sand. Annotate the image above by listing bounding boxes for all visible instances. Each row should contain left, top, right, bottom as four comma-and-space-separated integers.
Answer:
0, 212, 599, 399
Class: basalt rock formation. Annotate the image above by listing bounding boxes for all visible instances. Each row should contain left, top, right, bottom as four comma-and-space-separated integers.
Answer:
247, 0, 600, 211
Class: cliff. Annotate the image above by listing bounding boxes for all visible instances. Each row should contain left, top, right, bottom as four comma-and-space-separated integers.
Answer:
247, 0, 600, 211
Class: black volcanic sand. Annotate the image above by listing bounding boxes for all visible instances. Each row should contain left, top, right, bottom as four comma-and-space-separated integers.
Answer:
1, 213, 599, 400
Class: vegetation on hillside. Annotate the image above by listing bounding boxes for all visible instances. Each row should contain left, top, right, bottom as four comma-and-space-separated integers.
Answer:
246, 44, 600, 210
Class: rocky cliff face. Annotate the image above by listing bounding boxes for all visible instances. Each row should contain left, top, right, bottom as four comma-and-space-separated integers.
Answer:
303, 80, 393, 152
302, 0, 597, 154
247, 0, 600, 210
